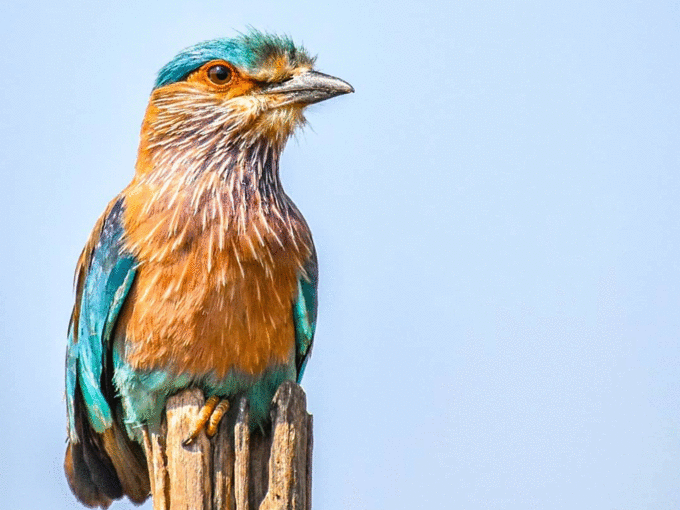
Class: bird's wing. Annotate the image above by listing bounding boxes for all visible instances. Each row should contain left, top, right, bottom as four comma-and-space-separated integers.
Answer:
66, 196, 137, 440
293, 249, 318, 382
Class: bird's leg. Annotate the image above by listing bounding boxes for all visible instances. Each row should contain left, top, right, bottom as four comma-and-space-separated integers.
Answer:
183, 395, 219, 445
206, 399, 230, 436
183, 396, 230, 445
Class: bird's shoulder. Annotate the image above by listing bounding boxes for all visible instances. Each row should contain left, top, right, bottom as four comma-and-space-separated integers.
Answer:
70, 195, 131, 339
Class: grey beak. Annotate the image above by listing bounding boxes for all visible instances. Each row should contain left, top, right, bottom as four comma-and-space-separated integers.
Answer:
262, 70, 354, 105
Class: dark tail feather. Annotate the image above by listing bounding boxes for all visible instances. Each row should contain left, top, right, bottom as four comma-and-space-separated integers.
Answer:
102, 421, 150, 504
65, 384, 150, 507
64, 441, 113, 509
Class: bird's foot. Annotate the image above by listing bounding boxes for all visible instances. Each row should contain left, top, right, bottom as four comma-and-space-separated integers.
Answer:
183, 396, 230, 446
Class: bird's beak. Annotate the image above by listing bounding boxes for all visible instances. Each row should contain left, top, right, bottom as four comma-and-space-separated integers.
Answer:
261, 70, 354, 106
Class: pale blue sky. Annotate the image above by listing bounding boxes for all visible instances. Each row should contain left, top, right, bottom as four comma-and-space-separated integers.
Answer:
1, 1, 679, 509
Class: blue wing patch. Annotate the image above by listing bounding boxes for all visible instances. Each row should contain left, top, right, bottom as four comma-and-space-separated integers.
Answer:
66, 198, 136, 440
293, 252, 318, 382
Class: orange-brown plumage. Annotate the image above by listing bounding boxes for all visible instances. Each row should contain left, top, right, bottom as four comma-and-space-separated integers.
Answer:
117, 78, 315, 377
117, 170, 313, 377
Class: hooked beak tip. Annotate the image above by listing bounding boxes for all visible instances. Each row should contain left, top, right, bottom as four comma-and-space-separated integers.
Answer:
262, 70, 354, 105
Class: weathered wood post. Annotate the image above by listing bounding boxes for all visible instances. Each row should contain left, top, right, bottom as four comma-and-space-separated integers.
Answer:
142, 381, 313, 510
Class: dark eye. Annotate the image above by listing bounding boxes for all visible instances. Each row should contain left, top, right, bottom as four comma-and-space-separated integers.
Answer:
207, 64, 232, 85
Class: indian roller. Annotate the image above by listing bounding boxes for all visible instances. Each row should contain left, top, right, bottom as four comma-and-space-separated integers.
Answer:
64, 30, 353, 508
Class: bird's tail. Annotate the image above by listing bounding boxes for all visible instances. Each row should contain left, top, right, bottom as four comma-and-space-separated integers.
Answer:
64, 383, 150, 508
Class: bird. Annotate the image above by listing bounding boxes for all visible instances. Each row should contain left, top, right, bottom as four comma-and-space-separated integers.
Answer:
64, 30, 353, 508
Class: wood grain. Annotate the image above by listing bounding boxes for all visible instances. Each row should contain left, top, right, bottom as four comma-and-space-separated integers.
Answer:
166, 389, 211, 510
234, 399, 250, 510
212, 416, 235, 510
147, 383, 312, 509
259, 382, 310, 510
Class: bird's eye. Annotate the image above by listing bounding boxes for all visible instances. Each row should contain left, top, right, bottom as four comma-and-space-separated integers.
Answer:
207, 65, 232, 85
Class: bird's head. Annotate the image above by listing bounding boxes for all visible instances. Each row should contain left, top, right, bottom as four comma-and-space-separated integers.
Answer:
137, 30, 353, 179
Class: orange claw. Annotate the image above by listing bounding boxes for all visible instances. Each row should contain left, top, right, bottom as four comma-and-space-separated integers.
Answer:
183, 395, 220, 446
206, 399, 230, 437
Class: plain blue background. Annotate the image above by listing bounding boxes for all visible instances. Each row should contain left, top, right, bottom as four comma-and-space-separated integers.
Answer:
1, 1, 678, 508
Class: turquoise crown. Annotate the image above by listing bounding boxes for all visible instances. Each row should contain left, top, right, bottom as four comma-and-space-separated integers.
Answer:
154, 30, 315, 89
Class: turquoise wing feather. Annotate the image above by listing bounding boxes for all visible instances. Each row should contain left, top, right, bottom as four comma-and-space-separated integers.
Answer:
293, 251, 318, 382
66, 197, 136, 440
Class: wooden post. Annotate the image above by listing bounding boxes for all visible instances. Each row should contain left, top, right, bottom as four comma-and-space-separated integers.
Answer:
143, 381, 313, 510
